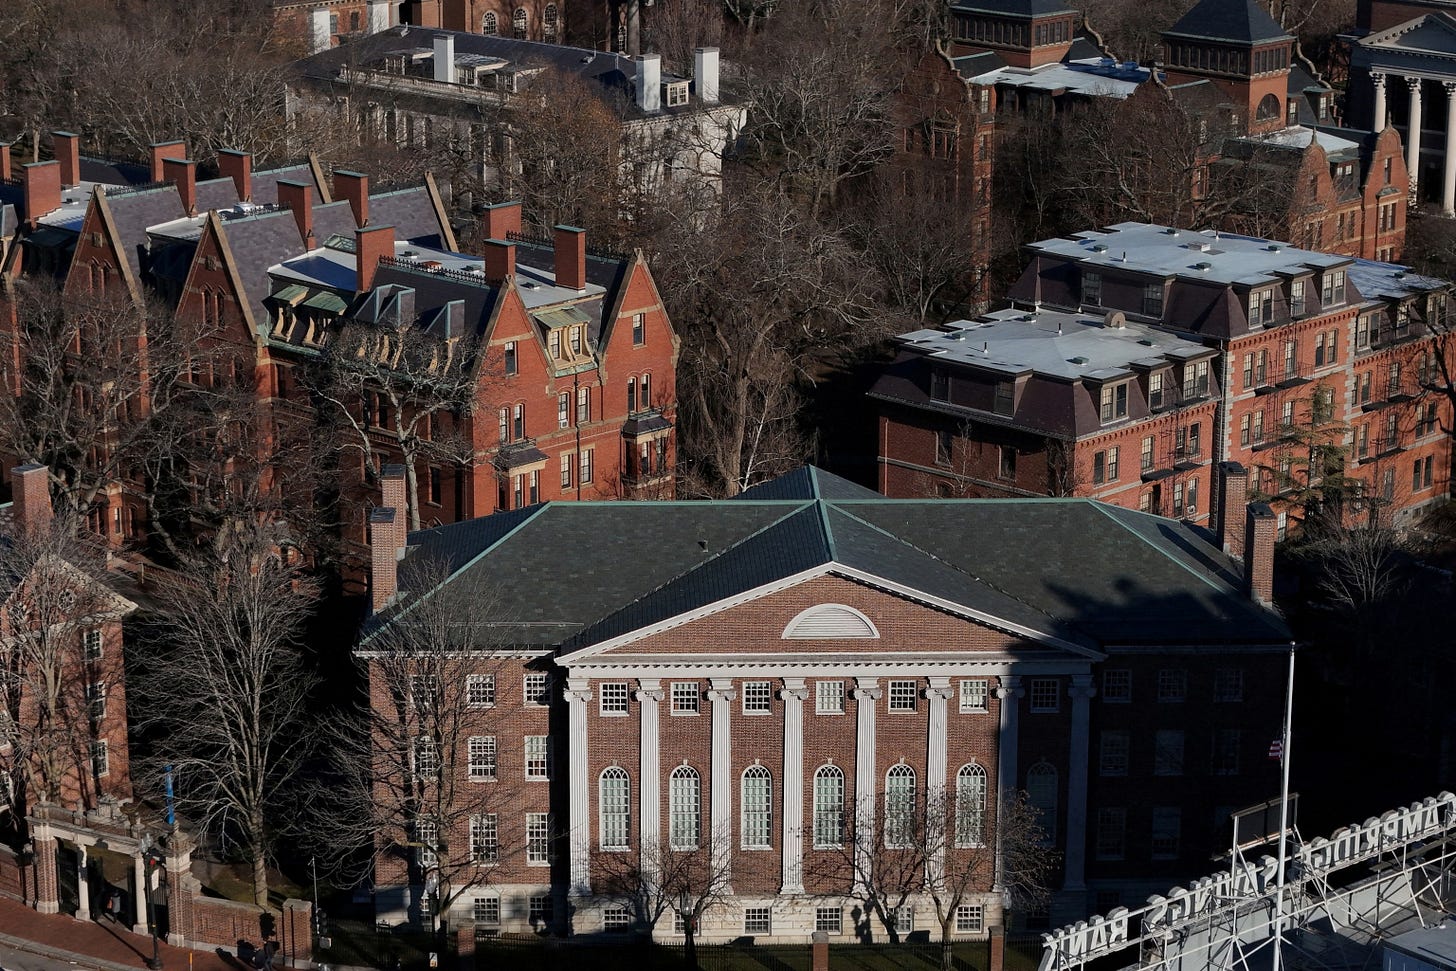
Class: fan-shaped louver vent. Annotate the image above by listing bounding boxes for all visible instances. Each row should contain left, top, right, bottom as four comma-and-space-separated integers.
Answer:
783, 604, 879, 639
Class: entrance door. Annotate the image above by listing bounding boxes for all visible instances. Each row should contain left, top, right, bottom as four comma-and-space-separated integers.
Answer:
55, 844, 79, 917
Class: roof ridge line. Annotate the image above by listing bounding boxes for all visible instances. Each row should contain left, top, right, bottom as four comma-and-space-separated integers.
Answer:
1087, 501, 1238, 592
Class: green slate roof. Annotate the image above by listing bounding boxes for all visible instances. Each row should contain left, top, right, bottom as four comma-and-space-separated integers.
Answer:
371, 466, 1289, 653
1165, 0, 1292, 45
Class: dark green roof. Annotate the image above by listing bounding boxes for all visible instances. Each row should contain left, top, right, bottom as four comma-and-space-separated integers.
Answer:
1165, 0, 1292, 45
373, 467, 1289, 653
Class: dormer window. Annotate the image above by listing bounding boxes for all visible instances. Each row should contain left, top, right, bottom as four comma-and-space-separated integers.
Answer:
1082, 271, 1102, 307
1149, 371, 1165, 410
1321, 269, 1346, 307
1249, 287, 1275, 327
665, 82, 690, 108
1142, 283, 1164, 318
1290, 279, 1306, 316
1181, 360, 1210, 399
994, 380, 1014, 416
1099, 381, 1129, 424
930, 368, 949, 401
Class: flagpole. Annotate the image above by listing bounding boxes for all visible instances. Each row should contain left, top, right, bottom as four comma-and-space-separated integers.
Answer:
1271, 642, 1296, 971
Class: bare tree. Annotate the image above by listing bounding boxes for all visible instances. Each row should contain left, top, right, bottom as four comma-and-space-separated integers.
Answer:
1296, 513, 1414, 613
0, 280, 216, 530
0, 509, 132, 839
128, 528, 319, 907
321, 557, 525, 945
591, 831, 734, 965
810, 788, 1053, 960
310, 315, 483, 532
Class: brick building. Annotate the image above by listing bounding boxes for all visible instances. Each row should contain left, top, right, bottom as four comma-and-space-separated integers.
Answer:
0, 135, 679, 559
896, 0, 1411, 295
960, 222, 1450, 532
870, 308, 1222, 522
271, 0, 399, 54
363, 464, 1290, 940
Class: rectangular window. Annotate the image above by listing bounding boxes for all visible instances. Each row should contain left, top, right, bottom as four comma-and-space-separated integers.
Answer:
816, 907, 843, 934
1213, 729, 1242, 775
1240, 414, 1251, 446
1284, 339, 1298, 379
895, 907, 915, 935
1029, 678, 1059, 712
1157, 669, 1186, 703
1100, 382, 1129, 422
580, 447, 594, 483
1154, 729, 1185, 776
1141, 436, 1154, 471
1149, 371, 1165, 410
1095, 808, 1127, 860
1290, 279, 1305, 316
956, 905, 985, 934
999, 446, 1017, 480
742, 681, 772, 714
550, 329, 562, 360
1243, 353, 1254, 389
415, 817, 438, 868
560, 452, 573, 490
603, 906, 632, 931
745, 907, 772, 935
632, 313, 645, 345
1322, 269, 1346, 306
473, 894, 500, 923
1253, 411, 1265, 442
672, 681, 699, 714
600, 682, 629, 715
994, 381, 1015, 416
414, 735, 439, 779
83, 628, 103, 661
558, 392, 569, 428
1093, 450, 1107, 484
527, 812, 551, 864
513, 403, 524, 440
577, 386, 590, 423
529, 895, 554, 926
816, 680, 844, 714
1099, 730, 1130, 776
1142, 283, 1163, 317
1151, 807, 1182, 859
525, 672, 549, 705
931, 369, 950, 401
87, 681, 106, 720
504, 340, 518, 375
471, 815, 499, 864
467, 674, 496, 708
525, 735, 552, 780
90, 738, 109, 777
1214, 668, 1244, 702
1082, 271, 1102, 305
1102, 669, 1131, 703
468, 736, 497, 781
936, 429, 953, 466
888, 679, 918, 712
959, 679, 989, 713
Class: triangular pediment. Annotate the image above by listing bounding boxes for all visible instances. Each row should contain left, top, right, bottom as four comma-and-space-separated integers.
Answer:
1361, 13, 1456, 55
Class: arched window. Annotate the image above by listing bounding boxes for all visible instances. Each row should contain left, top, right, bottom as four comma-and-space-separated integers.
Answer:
669, 765, 700, 849
884, 764, 917, 848
813, 765, 845, 847
543, 3, 558, 39
1026, 762, 1058, 845
513, 7, 528, 38
482, 11, 498, 34
955, 763, 987, 847
1256, 93, 1282, 121
599, 767, 630, 850
741, 766, 772, 849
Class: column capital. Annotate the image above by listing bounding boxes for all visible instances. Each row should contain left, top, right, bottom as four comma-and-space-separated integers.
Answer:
995, 675, 1023, 700
1445, 81, 1456, 97
1372, 71, 1386, 86
634, 687, 664, 703
780, 678, 809, 702
924, 684, 955, 702
706, 679, 737, 703
1408, 74, 1425, 92
563, 682, 593, 704
852, 676, 882, 701
1068, 674, 1096, 699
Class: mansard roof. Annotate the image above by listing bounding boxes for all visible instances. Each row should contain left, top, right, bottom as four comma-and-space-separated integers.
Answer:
368, 467, 1290, 654
1165, 0, 1293, 45
950, 0, 1076, 20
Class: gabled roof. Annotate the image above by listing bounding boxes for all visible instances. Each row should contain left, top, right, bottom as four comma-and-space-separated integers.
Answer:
100, 185, 187, 286
1165, 0, 1293, 45
372, 467, 1290, 654
1358, 12, 1456, 56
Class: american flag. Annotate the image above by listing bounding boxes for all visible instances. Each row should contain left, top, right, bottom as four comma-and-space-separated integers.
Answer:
1268, 739, 1284, 760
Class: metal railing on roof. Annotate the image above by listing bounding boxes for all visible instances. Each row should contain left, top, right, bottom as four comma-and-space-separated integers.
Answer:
378, 255, 493, 287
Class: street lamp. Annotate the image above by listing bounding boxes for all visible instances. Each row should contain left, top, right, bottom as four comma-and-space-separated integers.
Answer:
138, 834, 164, 971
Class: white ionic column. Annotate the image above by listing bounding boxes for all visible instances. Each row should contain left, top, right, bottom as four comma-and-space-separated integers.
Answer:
925, 677, 955, 886
75, 844, 90, 920
1373, 72, 1388, 130
1443, 83, 1456, 216
852, 678, 882, 889
993, 676, 1022, 892
780, 678, 809, 894
636, 680, 664, 871
1408, 76, 1425, 202
707, 679, 737, 883
564, 679, 593, 895
132, 852, 148, 934
1063, 675, 1096, 894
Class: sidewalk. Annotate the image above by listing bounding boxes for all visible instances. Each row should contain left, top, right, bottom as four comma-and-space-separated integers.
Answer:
0, 895, 239, 971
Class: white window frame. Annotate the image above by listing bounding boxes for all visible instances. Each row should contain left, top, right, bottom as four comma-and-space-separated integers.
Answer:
599, 766, 631, 850
888, 679, 917, 712
671, 681, 699, 715
1157, 669, 1186, 703
91, 739, 109, 778
959, 679, 989, 713
669, 765, 701, 849
813, 765, 845, 848
884, 764, 917, 848
524, 672, 549, 705
956, 904, 985, 934
467, 673, 496, 708
741, 765, 772, 849
1099, 730, 1130, 777
1102, 669, 1131, 703
468, 735, 497, 781
525, 735, 551, 780
955, 763, 987, 847
816, 680, 844, 714
815, 906, 843, 934
470, 814, 498, 864
1154, 729, 1185, 777
1214, 668, 1244, 703
526, 812, 551, 865
83, 628, 103, 661
744, 907, 772, 935
473, 894, 501, 924
1029, 678, 1059, 712
742, 681, 772, 714
1151, 807, 1182, 859
599, 682, 629, 716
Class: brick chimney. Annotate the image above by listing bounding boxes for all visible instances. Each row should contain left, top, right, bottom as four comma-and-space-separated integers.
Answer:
163, 157, 198, 216
12, 463, 53, 535
277, 179, 316, 249
356, 224, 396, 293
1244, 503, 1277, 604
1217, 461, 1248, 559
334, 170, 369, 226
0, 143, 11, 182
553, 225, 586, 291
381, 464, 407, 540
481, 201, 521, 242
218, 149, 253, 201
22, 161, 62, 225
482, 238, 516, 283
51, 132, 80, 188
369, 507, 399, 613
149, 140, 187, 183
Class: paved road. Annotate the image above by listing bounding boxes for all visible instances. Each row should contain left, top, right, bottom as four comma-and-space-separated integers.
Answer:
0, 940, 98, 971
